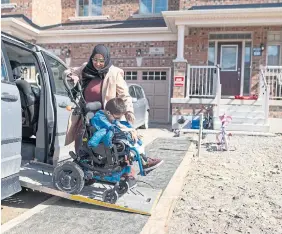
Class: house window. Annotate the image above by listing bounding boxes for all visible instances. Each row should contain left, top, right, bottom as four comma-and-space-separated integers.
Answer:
243, 42, 252, 95
78, 0, 102, 16
142, 71, 166, 80
208, 42, 215, 65
43, 53, 68, 96
139, 0, 168, 14
125, 71, 138, 80
267, 45, 281, 66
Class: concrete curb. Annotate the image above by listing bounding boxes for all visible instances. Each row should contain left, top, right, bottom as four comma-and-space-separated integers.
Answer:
140, 141, 196, 234
1, 196, 60, 233
180, 129, 276, 137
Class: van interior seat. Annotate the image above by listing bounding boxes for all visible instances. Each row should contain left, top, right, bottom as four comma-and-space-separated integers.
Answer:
11, 61, 40, 138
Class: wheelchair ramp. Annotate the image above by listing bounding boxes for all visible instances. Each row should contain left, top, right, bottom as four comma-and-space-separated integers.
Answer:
19, 162, 162, 216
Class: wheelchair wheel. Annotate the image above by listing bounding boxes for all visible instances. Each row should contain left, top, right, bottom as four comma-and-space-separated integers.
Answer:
116, 180, 129, 195
53, 161, 85, 194
103, 189, 118, 204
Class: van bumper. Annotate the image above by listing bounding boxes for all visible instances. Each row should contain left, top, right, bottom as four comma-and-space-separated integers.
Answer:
1, 173, 21, 200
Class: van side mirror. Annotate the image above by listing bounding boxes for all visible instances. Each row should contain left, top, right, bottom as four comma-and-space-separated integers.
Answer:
132, 97, 138, 103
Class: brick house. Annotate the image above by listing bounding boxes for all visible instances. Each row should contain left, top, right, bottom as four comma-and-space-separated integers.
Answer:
1, 0, 282, 132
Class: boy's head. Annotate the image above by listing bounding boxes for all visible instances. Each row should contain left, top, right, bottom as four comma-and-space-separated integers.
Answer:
105, 97, 127, 119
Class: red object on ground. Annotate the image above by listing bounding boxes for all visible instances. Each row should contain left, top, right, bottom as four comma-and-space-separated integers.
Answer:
234, 95, 258, 100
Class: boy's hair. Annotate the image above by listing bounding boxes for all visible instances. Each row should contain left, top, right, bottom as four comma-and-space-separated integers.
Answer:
105, 97, 127, 115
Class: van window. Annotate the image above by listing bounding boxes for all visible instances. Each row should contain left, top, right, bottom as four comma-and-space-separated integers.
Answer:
129, 86, 136, 98
1, 53, 8, 81
135, 86, 144, 99
4, 42, 41, 86
44, 54, 68, 96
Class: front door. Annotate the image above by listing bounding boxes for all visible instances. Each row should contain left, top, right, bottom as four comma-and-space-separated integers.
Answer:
217, 42, 242, 96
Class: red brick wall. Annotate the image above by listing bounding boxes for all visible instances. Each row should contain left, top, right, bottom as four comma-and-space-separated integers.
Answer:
184, 26, 282, 95
61, 0, 76, 24
61, 0, 180, 23
40, 41, 177, 68
1, 0, 32, 19
179, 0, 282, 10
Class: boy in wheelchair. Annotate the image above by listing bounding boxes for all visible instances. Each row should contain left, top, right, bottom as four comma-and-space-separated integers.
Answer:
86, 97, 153, 188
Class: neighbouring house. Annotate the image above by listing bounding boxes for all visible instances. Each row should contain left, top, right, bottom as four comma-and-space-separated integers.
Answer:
1, 0, 282, 132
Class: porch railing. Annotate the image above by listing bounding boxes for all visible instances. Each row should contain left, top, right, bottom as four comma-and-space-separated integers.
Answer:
262, 66, 282, 99
259, 66, 270, 125
186, 65, 221, 98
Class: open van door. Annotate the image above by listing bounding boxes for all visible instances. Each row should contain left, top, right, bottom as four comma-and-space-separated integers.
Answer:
1, 43, 22, 199
42, 52, 74, 165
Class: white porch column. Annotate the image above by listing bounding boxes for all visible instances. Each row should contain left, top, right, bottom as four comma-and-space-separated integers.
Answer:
175, 25, 186, 62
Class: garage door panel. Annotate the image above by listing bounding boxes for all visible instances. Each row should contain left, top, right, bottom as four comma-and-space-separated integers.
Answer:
154, 96, 168, 108
153, 108, 168, 123
154, 83, 168, 95
125, 70, 170, 123
139, 83, 155, 96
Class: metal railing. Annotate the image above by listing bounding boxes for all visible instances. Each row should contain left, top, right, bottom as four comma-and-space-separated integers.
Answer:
259, 66, 270, 124
263, 66, 282, 99
187, 65, 220, 98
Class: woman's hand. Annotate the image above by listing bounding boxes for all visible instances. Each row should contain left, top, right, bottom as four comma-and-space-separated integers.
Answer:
131, 129, 138, 143
125, 112, 135, 124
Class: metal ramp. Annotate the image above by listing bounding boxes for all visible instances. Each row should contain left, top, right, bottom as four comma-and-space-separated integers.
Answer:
19, 162, 162, 216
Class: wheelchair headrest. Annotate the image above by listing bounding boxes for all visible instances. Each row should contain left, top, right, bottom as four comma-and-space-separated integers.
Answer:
85, 102, 102, 112
10, 60, 22, 80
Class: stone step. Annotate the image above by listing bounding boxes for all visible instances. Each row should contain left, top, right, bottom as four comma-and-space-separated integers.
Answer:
219, 104, 263, 112
230, 117, 266, 124
217, 110, 265, 119
219, 99, 263, 105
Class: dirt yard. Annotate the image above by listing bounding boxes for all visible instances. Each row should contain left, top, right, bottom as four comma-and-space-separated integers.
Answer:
168, 134, 282, 234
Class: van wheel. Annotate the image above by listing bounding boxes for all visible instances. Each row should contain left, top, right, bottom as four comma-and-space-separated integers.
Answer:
52, 161, 84, 194
140, 111, 149, 129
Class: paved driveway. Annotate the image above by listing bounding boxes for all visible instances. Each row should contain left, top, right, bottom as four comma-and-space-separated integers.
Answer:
4, 126, 192, 234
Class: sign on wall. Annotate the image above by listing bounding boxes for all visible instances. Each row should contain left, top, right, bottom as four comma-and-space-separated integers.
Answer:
149, 47, 165, 55
253, 48, 262, 56
174, 76, 185, 87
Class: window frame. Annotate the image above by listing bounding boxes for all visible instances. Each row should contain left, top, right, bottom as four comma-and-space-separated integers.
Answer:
139, 0, 168, 14
42, 52, 68, 96
76, 0, 103, 17
125, 71, 138, 81
266, 43, 282, 66
1, 51, 9, 81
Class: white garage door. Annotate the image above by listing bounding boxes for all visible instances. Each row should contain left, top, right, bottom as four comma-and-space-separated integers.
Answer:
125, 69, 170, 123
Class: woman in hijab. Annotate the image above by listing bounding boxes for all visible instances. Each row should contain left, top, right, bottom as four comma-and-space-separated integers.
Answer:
64, 45, 163, 183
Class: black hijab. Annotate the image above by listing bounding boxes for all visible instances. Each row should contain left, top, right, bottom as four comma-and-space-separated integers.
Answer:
81, 44, 112, 89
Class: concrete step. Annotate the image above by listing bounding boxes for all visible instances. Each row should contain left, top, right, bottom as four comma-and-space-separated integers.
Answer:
217, 110, 265, 119
219, 99, 263, 105
214, 122, 270, 132
230, 117, 266, 124
219, 104, 263, 112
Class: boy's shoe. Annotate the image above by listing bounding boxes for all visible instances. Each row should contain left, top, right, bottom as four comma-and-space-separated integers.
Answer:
143, 157, 164, 172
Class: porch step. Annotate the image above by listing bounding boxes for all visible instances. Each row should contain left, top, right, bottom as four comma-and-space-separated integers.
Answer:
214, 122, 270, 132
219, 104, 263, 112
218, 110, 265, 119
219, 99, 263, 106
214, 103, 269, 132
229, 117, 266, 125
